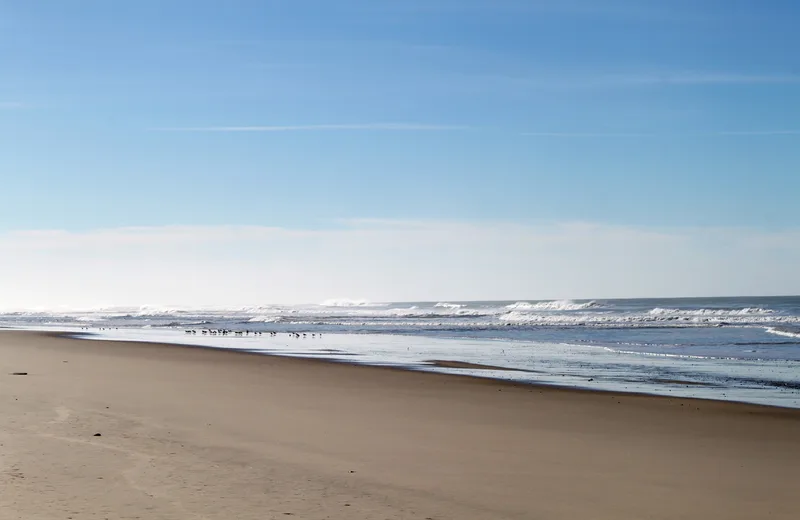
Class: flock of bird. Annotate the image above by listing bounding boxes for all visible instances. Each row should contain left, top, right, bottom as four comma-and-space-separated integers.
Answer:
185, 329, 322, 339
79, 326, 321, 339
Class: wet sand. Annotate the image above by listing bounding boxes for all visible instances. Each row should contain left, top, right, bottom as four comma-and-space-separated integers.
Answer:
1, 330, 799, 519
425, 359, 540, 372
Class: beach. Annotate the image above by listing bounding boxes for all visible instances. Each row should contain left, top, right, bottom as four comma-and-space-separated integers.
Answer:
5, 297, 799, 408
2, 330, 799, 519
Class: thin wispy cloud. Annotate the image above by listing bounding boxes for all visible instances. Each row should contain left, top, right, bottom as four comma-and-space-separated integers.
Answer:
371, 0, 695, 22
466, 70, 800, 94
715, 130, 800, 136
159, 125, 799, 138
0, 102, 25, 109
156, 123, 471, 132
522, 132, 653, 137
601, 72, 800, 86
523, 130, 800, 138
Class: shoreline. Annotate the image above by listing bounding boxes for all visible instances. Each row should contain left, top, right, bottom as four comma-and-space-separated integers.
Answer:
67, 327, 800, 409
12, 329, 800, 415
2, 329, 800, 518
5, 326, 797, 409
46, 329, 790, 410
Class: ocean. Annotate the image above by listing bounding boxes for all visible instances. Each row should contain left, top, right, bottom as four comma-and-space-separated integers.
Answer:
3, 296, 799, 408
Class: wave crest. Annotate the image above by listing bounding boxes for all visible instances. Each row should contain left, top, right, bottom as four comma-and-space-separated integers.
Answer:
765, 327, 800, 340
319, 299, 387, 308
505, 300, 600, 311
434, 302, 466, 309
648, 307, 774, 317
247, 315, 281, 323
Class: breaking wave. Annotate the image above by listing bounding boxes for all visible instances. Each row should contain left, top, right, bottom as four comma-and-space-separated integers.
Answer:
505, 300, 601, 311
319, 299, 388, 308
2, 298, 798, 332
247, 316, 282, 323
434, 302, 466, 309
765, 327, 800, 340
648, 307, 774, 317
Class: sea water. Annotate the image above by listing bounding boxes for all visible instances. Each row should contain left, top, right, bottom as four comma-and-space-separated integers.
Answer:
2, 296, 799, 408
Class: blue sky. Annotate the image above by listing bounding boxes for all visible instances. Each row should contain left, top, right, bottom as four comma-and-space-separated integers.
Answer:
1, 1, 799, 304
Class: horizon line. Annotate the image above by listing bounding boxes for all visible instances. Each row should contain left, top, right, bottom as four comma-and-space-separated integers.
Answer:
0, 294, 797, 312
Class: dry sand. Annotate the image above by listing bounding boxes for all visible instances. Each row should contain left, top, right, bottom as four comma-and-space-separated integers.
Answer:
1, 330, 799, 520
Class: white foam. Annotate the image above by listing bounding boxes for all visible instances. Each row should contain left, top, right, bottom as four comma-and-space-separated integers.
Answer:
765, 327, 800, 339
648, 307, 774, 317
434, 302, 466, 309
247, 316, 281, 323
319, 298, 388, 308
505, 300, 600, 311
1, 301, 797, 329
500, 311, 798, 327
76, 316, 105, 322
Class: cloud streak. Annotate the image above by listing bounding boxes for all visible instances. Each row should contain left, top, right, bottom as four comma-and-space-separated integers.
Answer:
522, 132, 653, 137
368, 0, 695, 22
0, 102, 25, 109
715, 130, 800, 136
604, 72, 800, 86
522, 130, 800, 138
156, 123, 471, 132
479, 70, 800, 92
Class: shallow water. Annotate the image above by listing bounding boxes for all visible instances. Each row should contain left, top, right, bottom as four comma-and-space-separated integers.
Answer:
3, 296, 799, 408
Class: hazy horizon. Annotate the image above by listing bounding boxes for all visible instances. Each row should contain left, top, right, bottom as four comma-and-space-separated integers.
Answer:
3, 295, 799, 314
2, 220, 798, 309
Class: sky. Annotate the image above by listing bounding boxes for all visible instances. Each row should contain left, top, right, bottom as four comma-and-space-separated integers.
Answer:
1, 0, 799, 306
